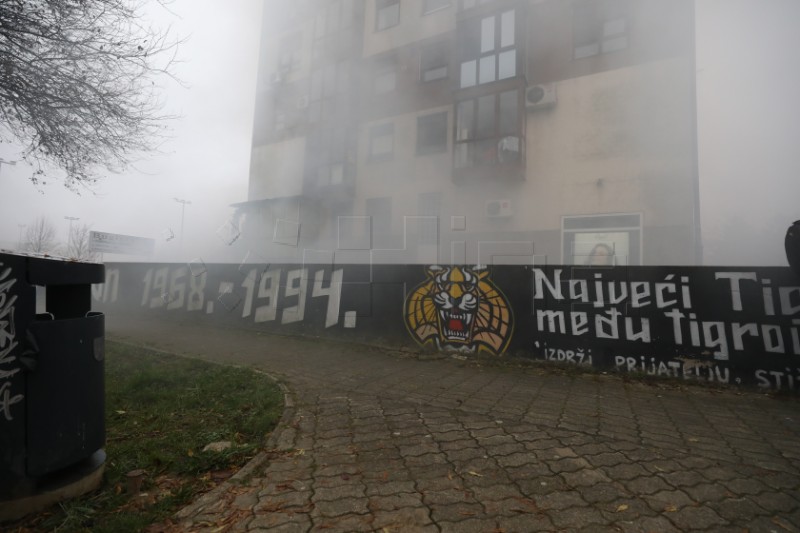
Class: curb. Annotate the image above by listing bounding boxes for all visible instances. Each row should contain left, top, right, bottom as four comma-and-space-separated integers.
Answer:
172, 370, 298, 523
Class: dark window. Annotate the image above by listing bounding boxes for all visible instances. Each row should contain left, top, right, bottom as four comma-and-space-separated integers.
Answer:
420, 42, 449, 82
369, 122, 394, 160
416, 112, 448, 155
314, 0, 354, 38
373, 57, 398, 94
308, 61, 350, 123
454, 89, 522, 168
423, 0, 451, 15
312, 0, 354, 60
376, 0, 400, 31
306, 126, 352, 188
459, 9, 516, 88
573, 0, 628, 59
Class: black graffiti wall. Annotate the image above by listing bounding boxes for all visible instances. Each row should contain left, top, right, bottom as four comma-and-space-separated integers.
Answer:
95, 262, 800, 391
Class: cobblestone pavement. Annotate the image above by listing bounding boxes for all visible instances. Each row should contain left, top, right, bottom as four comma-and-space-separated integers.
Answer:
109, 317, 800, 533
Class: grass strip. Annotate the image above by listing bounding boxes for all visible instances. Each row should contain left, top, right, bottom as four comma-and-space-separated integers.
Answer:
9, 340, 284, 532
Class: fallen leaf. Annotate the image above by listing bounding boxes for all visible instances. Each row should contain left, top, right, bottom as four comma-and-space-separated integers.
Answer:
772, 516, 794, 531
616, 504, 629, 512
664, 504, 678, 512
514, 497, 537, 506
467, 471, 483, 477
187, 449, 194, 457
115, 410, 126, 415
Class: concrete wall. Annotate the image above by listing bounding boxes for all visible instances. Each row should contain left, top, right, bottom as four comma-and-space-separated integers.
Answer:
97, 261, 800, 392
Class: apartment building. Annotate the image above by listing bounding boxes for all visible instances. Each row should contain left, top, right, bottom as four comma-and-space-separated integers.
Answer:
236, 0, 699, 266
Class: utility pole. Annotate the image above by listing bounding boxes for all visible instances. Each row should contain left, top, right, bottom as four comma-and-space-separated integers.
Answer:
17, 224, 26, 251
0, 158, 16, 176
64, 216, 79, 251
173, 197, 191, 248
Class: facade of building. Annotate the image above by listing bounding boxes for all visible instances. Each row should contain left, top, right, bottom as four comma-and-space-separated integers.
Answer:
236, 0, 699, 266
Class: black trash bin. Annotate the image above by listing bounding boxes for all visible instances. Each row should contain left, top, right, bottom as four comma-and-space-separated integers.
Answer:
0, 252, 106, 521
787, 220, 800, 279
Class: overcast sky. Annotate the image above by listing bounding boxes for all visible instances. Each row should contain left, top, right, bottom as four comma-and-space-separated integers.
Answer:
0, 0, 798, 266
0, 0, 263, 260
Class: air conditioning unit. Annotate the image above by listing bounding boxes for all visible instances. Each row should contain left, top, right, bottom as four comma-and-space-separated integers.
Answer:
296, 94, 309, 109
269, 71, 283, 85
525, 83, 557, 111
486, 199, 514, 218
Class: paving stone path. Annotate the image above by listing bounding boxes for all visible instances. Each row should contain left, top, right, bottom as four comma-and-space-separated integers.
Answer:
109, 317, 800, 533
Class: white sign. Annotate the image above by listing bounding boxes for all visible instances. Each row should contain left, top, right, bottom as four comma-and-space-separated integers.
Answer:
89, 231, 155, 256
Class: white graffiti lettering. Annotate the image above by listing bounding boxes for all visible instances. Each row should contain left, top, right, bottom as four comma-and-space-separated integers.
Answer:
533, 269, 692, 311
545, 347, 592, 366
536, 309, 651, 344
755, 368, 800, 390
143, 265, 344, 328
0, 263, 22, 422
665, 310, 800, 359
613, 355, 730, 384
92, 268, 119, 303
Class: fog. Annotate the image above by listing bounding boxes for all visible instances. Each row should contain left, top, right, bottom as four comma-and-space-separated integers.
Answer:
0, 0, 263, 262
0, 0, 798, 267
696, 0, 800, 265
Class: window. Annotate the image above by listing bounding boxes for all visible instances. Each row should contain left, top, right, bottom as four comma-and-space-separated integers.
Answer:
562, 213, 641, 265
312, 0, 354, 60
420, 42, 449, 82
374, 69, 396, 94
459, 9, 516, 88
306, 126, 352, 188
277, 32, 301, 72
376, 0, 400, 31
314, 0, 354, 38
369, 122, 394, 160
573, 0, 628, 59
454, 90, 522, 168
308, 61, 350, 123
423, 0, 450, 15
416, 112, 448, 155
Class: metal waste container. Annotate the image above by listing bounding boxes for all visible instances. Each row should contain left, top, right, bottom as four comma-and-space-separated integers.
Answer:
0, 252, 105, 520
787, 220, 800, 279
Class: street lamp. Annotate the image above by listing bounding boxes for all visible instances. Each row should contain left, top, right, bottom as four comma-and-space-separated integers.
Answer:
64, 216, 80, 250
173, 197, 191, 247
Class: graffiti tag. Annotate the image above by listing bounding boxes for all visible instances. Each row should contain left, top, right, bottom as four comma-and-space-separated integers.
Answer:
0, 263, 23, 421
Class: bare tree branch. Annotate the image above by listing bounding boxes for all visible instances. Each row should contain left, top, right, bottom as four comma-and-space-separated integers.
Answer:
23, 216, 56, 253
0, 0, 184, 190
66, 223, 98, 261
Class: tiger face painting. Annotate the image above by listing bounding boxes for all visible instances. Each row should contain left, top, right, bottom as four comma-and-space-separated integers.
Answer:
404, 265, 514, 355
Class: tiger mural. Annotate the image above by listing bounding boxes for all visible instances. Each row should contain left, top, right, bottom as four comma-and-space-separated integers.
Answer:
404, 265, 514, 355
